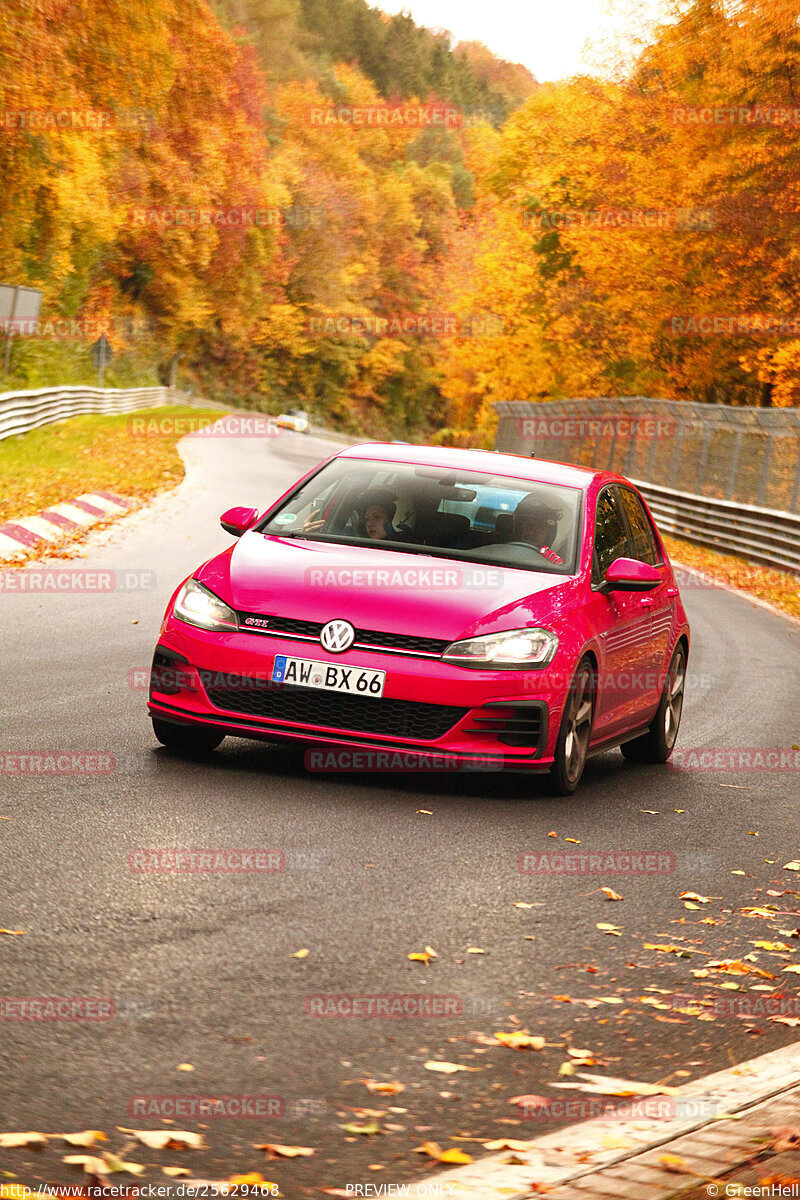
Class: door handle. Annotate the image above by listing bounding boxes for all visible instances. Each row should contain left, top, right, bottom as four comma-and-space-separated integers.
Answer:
666, 587, 678, 597
640, 597, 654, 608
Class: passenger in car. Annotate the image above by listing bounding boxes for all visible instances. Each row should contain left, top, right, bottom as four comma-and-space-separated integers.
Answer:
512, 492, 565, 565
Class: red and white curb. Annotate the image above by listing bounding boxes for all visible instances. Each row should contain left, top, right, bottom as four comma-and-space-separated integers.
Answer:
0, 492, 133, 559
404, 1041, 800, 1197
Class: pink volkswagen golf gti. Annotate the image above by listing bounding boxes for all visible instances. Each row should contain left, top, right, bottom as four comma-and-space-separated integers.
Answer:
148, 443, 690, 794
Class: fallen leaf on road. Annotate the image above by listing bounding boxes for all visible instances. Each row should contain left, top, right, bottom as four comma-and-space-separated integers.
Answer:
514, 902, 535, 909
341, 1122, 381, 1136
547, 831, 557, 837
482, 1138, 537, 1151
466, 947, 486, 954
494, 1031, 545, 1050
765, 1126, 800, 1151
66, 1153, 145, 1176
413, 1142, 472, 1164
424, 1061, 478, 1074
554, 1073, 680, 1097
782, 965, 800, 974
163, 1168, 192, 1177
63, 1155, 110, 1175
416, 810, 432, 815
752, 942, 794, 952
602, 888, 623, 900
596, 923, 622, 935
644, 944, 692, 956
509, 1095, 548, 1111
641, 810, 659, 815
408, 951, 434, 964
291, 948, 309, 959
177, 1063, 194, 1072
58, 1132, 108, 1147
0, 930, 25, 937
565, 838, 580, 844
0, 1132, 47, 1148
118, 1129, 205, 1150
680, 892, 710, 903
253, 1144, 314, 1157
361, 1081, 404, 1095
659, 1154, 686, 1172
783, 862, 800, 872
769, 1017, 800, 1027
706, 959, 774, 978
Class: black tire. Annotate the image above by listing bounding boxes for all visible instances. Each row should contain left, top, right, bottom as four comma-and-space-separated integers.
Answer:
549, 657, 596, 796
621, 644, 686, 764
152, 717, 224, 756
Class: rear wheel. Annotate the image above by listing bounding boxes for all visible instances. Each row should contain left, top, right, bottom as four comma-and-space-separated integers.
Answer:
621, 644, 686, 764
152, 717, 224, 756
549, 657, 596, 796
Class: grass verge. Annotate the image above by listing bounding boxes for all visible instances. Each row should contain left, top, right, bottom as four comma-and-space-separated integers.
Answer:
0, 405, 227, 527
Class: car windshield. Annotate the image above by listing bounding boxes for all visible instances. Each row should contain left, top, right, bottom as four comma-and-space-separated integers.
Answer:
260, 458, 583, 574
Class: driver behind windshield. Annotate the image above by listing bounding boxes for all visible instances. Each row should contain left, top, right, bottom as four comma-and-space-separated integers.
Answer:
512, 492, 564, 565
357, 488, 399, 540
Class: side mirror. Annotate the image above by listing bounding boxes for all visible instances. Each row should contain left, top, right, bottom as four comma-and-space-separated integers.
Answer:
220, 506, 259, 537
601, 557, 661, 593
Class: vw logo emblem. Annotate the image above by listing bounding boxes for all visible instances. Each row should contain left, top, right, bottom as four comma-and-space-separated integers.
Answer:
320, 619, 355, 653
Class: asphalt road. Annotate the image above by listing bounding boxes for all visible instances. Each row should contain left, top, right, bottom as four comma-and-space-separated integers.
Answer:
2, 428, 800, 1197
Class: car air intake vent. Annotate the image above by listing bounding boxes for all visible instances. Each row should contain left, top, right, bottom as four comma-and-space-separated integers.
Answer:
465, 702, 547, 752
200, 670, 468, 740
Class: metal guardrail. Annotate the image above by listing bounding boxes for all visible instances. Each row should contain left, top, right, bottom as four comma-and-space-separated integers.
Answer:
0, 385, 222, 441
495, 398, 800, 577
632, 480, 800, 575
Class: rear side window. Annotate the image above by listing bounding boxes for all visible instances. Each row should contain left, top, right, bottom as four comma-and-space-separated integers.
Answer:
618, 488, 660, 565
593, 488, 630, 583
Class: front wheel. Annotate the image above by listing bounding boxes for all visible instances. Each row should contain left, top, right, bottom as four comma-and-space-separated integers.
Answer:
621, 644, 686, 764
549, 657, 596, 796
152, 717, 224, 756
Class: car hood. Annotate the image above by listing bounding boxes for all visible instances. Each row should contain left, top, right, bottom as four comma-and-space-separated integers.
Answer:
197, 533, 580, 641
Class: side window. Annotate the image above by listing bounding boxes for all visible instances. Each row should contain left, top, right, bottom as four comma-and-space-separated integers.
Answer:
618, 488, 659, 565
593, 488, 630, 584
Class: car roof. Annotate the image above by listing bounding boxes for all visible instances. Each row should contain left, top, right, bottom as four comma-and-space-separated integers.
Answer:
336, 442, 598, 489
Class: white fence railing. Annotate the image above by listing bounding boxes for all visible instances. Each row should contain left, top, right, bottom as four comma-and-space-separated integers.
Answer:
0, 385, 222, 441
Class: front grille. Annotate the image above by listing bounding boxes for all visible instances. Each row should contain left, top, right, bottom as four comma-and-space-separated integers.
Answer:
237, 611, 448, 657
465, 702, 547, 751
201, 670, 468, 740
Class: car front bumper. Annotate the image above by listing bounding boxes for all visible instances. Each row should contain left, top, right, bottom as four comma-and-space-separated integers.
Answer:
146, 621, 571, 771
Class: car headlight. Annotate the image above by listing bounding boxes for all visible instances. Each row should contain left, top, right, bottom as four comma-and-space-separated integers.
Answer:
442, 627, 558, 669
174, 579, 239, 632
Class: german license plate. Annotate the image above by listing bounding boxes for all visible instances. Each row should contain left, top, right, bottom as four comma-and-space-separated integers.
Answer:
271, 655, 385, 697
